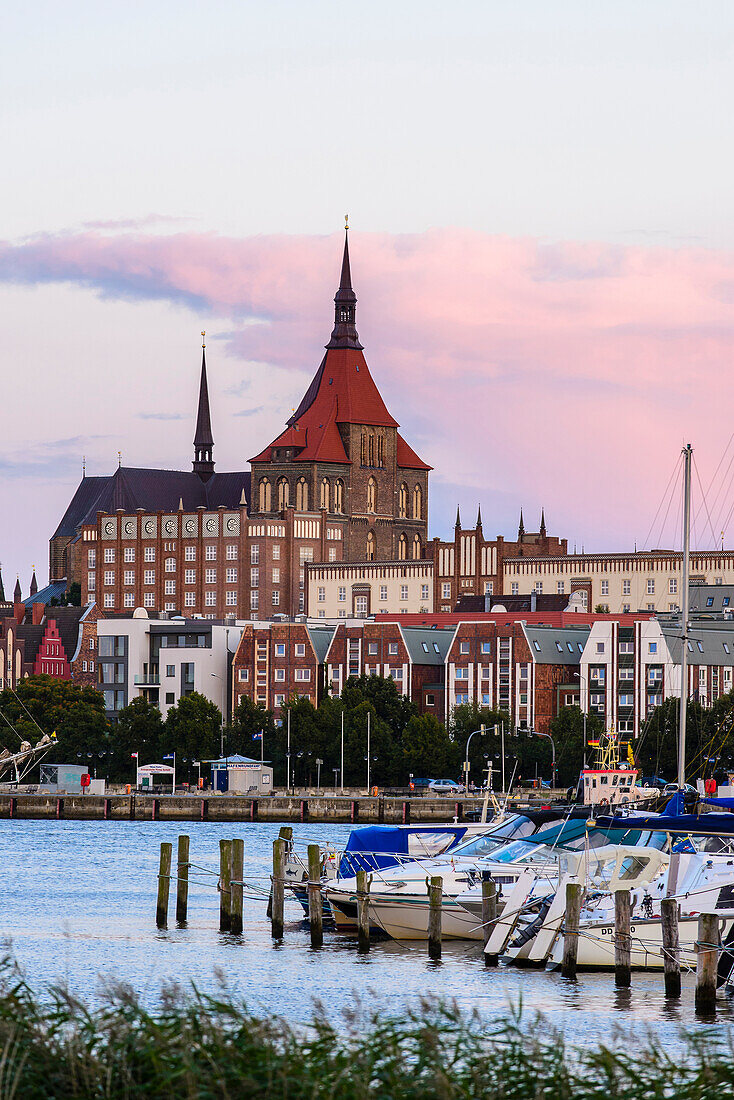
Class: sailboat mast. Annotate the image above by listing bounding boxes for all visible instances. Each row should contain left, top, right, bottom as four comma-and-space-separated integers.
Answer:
677, 443, 692, 788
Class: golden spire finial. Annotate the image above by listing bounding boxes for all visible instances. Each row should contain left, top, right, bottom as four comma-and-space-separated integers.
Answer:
82, 454, 86, 476
201, 330, 206, 348
117, 450, 122, 468
344, 213, 349, 230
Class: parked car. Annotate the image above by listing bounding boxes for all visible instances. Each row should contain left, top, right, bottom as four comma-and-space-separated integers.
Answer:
409, 777, 434, 792
662, 782, 698, 798
640, 776, 667, 790
428, 779, 465, 795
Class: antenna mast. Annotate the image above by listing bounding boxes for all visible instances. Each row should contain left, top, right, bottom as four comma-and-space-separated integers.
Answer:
677, 443, 692, 788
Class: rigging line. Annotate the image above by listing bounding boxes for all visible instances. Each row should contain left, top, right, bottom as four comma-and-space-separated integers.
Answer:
652, 468, 681, 554
717, 485, 734, 546
641, 454, 682, 552
7, 685, 48, 738
0, 705, 24, 744
693, 455, 724, 549
705, 434, 734, 529
703, 431, 734, 501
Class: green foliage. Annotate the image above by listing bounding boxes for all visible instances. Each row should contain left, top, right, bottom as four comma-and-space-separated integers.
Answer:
0, 675, 110, 765
226, 696, 276, 759
0, 959, 732, 1099
163, 691, 223, 764
635, 693, 734, 780
548, 706, 604, 788
108, 697, 165, 780
402, 713, 455, 777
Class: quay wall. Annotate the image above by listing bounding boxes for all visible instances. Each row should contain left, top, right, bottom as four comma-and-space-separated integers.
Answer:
0, 793, 555, 823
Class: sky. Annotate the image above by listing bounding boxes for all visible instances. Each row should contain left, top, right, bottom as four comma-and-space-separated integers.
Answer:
2, 1, 734, 593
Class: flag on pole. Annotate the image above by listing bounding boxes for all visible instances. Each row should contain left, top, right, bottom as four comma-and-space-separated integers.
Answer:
253, 731, 263, 741
131, 752, 139, 759
163, 754, 174, 761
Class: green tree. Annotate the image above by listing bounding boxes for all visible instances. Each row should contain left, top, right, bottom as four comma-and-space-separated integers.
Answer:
340, 675, 417, 740
163, 692, 222, 781
548, 706, 604, 788
401, 713, 455, 779
0, 675, 109, 763
108, 697, 164, 780
227, 697, 276, 759
635, 696, 708, 781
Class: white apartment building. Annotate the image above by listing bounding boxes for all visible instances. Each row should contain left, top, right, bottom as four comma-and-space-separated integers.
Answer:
306, 559, 433, 619
503, 551, 734, 615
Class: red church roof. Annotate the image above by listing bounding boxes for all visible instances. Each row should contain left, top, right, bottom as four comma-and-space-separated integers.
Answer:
250, 232, 430, 470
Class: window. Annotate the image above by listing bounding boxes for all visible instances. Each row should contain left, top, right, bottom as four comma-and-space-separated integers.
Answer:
390, 667, 403, 680
368, 642, 378, 655
124, 570, 134, 586
123, 592, 134, 607
481, 665, 492, 679
165, 693, 175, 705
619, 694, 633, 707
455, 667, 469, 679
334, 480, 344, 513
87, 549, 96, 567
534, 582, 543, 594
272, 591, 280, 607
205, 546, 217, 561
619, 668, 634, 680
413, 485, 422, 520
277, 478, 290, 510
184, 569, 195, 585
425, 694, 435, 706
622, 579, 631, 595
144, 593, 154, 608
142, 548, 154, 565
320, 478, 330, 511
724, 642, 731, 655
398, 534, 407, 560
421, 584, 429, 600
367, 477, 377, 513
274, 694, 286, 707
104, 594, 114, 608
556, 641, 563, 653
455, 694, 469, 705
250, 544, 260, 565
400, 584, 408, 600
388, 642, 398, 655
296, 477, 309, 511
259, 478, 271, 511
533, 640, 541, 652
338, 587, 346, 602
355, 595, 368, 615
165, 557, 176, 573
327, 546, 336, 562
366, 531, 375, 561
316, 586, 325, 603
224, 544, 237, 561
295, 644, 305, 657
185, 592, 196, 607
205, 592, 216, 606
271, 568, 279, 584
165, 580, 176, 595
647, 668, 662, 683
590, 693, 604, 706
205, 569, 216, 584
299, 547, 314, 565
511, 582, 519, 595
601, 580, 609, 596
557, 581, 564, 594
274, 668, 286, 682
485, 581, 494, 595
669, 578, 678, 594
181, 546, 194, 563
380, 585, 388, 600
646, 578, 655, 594
619, 641, 633, 654
104, 570, 114, 586
596, 642, 605, 654
124, 547, 135, 563
646, 603, 654, 611
87, 572, 96, 591
457, 641, 468, 655
295, 668, 311, 681
238, 668, 249, 682
399, 483, 408, 518
225, 591, 237, 606
104, 548, 115, 564
442, 583, 451, 599
716, 576, 724, 586
622, 604, 631, 613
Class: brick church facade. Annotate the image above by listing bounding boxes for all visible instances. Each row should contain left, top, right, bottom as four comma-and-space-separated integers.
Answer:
49, 232, 432, 620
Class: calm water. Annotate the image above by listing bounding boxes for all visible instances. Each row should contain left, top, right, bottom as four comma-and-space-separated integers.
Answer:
2, 819, 733, 1048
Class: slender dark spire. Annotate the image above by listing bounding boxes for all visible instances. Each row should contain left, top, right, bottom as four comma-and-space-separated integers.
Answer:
193, 332, 215, 481
30, 568, 37, 598
14, 576, 21, 602
326, 219, 363, 350
455, 505, 462, 529
540, 508, 546, 537
518, 509, 525, 541
476, 505, 483, 529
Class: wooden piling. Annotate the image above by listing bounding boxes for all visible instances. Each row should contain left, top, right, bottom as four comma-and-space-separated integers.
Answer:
176, 834, 190, 924
300, 800, 309, 822
200, 798, 208, 821
249, 799, 258, 822
350, 800, 359, 823
268, 828, 292, 920
156, 841, 172, 929
428, 876, 443, 960
695, 912, 720, 1013
561, 882, 583, 979
219, 839, 232, 933
56, 797, 64, 819
103, 797, 111, 820
402, 800, 410, 824
356, 868, 370, 952
9, 797, 16, 819
307, 843, 323, 948
482, 876, 498, 967
271, 837, 286, 939
230, 838, 244, 936
661, 897, 681, 998
614, 889, 631, 987
151, 798, 160, 821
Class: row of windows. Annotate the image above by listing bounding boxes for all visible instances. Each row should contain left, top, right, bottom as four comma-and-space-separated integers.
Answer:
102, 592, 236, 609
101, 545, 237, 564
250, 544, 280, 564
102, 568, 236, 587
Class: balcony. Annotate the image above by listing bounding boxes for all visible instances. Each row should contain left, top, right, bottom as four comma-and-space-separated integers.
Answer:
134, 673, 160, 685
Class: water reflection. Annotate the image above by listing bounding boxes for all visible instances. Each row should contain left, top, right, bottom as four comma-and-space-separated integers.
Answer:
1, 819, 732, 1047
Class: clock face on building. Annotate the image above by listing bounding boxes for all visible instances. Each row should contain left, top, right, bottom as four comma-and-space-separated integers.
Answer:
226, 516, 239, 533
185, 518, 196, 535
123, 520, 136, 538
206, 518, 216, 533
144, 519, 155, 536
164, 518, 176, 535
103, 520, 116, 537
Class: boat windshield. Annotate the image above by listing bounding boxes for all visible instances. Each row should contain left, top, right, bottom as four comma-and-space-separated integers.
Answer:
449, 815, 549, 858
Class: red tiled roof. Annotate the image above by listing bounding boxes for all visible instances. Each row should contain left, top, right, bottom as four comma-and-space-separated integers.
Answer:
397, 433, 432, 471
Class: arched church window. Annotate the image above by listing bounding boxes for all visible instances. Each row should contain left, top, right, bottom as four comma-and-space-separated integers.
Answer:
413, 534, 422, 559
367, 477, 377, 513
320, 478, 330, 511
413, 485, 422, 520
278, 477, 290, 510
366, 531, 375, 561
398, 534, 407, 560
259, 478, 271, 512
334, 480, 344, 513
399, 483, 408, 518
296, 477, 309, 511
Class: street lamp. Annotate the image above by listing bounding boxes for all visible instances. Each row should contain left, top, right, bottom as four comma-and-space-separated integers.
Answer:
210, 673, 225, 756
464, 724, 486, 791
332, 767, 339, 790
532, 730, 556, 789
316, 757, 323, 794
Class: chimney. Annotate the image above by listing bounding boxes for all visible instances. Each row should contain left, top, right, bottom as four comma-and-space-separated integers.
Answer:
32, 602, 45, 626
530, 592, 537, 612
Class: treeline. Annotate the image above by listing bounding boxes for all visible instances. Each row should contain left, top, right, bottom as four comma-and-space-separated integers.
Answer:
2, 674, 733, 788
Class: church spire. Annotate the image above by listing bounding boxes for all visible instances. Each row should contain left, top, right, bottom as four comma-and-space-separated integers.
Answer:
14, 576, 21, 602
30, 568, 37, 598
326, 219, 363, 350
518, 509, 525, 541
540, 508, 546, 537
455, 505, 462, 529
193, 332, 215, 482
476, 505, 483, 529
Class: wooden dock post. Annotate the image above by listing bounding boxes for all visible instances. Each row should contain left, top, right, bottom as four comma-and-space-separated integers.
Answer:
614, 889, 631, 987
695, 912, 720, 1013
307, 844, 323, 948
271, 837, 286, 939
268, 827, 292, 920
356, 868, 370, 953
482, 875, 498, 967
230, 838, 244, 936
661, 897, 681, 998
219, 839, 232, 933
561, 882, 583, 979
156, 841, 172, 929
176, 834, 190, 924
428, 876, 443, 960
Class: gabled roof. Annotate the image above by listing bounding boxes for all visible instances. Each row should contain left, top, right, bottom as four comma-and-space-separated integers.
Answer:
23, 581, 68, 608
53, 467, 250, 537
397, 433, 432, 471
522, 624, 590, 665
400, 625, 455, 665
307, 626, 337, 663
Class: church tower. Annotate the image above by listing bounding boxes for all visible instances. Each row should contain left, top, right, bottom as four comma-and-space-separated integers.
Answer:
250, 227, 431, 562
193, 334, 215, 481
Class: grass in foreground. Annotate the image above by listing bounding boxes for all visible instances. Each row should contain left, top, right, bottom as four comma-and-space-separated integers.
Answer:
0, 959, 733, 1099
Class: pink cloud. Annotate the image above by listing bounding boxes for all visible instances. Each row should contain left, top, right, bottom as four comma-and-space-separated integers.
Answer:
2, 226, 734, 550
